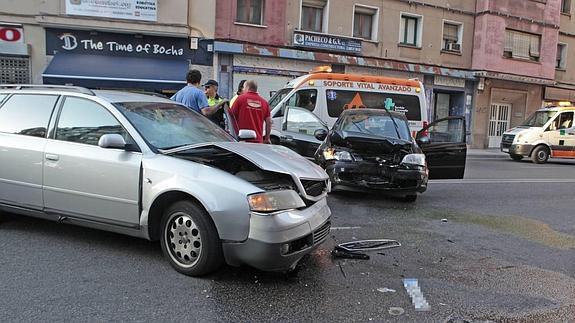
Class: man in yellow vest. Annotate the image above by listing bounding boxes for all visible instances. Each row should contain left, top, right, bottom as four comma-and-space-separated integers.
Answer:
204, 79, 228, 129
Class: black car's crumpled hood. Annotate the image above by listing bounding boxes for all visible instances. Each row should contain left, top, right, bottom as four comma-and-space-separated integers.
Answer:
337, 131, 413, 155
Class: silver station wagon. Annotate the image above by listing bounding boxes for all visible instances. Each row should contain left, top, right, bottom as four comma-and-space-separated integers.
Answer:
0, 85, 331, 276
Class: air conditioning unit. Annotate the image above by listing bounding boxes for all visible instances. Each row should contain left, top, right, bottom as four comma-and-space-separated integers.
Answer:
447, 43, 461, 52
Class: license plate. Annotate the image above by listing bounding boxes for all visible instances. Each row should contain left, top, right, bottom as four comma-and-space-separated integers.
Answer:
502, 148, 509, 153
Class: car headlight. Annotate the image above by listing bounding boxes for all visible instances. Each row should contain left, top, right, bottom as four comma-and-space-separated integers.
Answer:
516, 133, 523, 141
323, 148, 353, 161
247, 190, 305, 213
401, 153, 426, 167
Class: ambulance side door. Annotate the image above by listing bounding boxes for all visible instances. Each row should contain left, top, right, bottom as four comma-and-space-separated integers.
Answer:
547, 111, 575, 158
280, 107, 327, 158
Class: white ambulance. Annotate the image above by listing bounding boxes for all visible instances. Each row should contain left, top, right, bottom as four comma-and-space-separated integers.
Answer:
268, 68, 429, 145
501, 105, 575, 164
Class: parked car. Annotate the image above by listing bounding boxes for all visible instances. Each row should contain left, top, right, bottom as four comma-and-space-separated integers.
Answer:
501, 105, 575, 163
274, 107, 467, 201
0, 85, 331, 276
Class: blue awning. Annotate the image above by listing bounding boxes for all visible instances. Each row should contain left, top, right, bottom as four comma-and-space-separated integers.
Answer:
42, 53, 188, 91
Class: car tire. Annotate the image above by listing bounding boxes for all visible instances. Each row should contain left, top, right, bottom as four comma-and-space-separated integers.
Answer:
510, 154, 523, 161
403, 194, 418, 202
531, 146, 549, 164
160, 200, 223, 276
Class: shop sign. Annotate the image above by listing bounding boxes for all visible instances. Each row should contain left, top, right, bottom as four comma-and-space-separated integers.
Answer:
293, 31, 361, 54
46, 28, 189, 58
434, 76, 465, 88
65, 0, 157, 22
0, 25, 24, 43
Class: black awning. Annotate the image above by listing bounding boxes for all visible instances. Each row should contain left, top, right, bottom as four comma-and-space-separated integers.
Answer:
42, 53, 188, 91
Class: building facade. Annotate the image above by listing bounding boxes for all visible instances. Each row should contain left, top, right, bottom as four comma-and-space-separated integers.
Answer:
214, 0, 477, 139
0, 0, 214, 95
471, 0, 561, 148
2, 0, 575, 148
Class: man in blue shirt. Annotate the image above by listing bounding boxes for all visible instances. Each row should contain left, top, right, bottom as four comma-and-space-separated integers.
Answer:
171, 70, 220, 116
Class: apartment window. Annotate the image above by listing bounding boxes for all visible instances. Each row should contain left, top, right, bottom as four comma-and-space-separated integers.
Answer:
236, 0, 264, 25
400, 14, 421, 47
562, 0, 571, 14
557, 43, 567, 69
443, 22, 462, 52
504, 30, 541, 62
301, 0, 326, 33
353, 6, 378, 40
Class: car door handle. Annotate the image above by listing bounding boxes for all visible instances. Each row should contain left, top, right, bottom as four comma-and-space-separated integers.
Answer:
45, 154, 59, 161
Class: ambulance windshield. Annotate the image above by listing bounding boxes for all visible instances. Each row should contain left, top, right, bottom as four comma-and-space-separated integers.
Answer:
521, 110, 557, 127
269, 88, 292, 108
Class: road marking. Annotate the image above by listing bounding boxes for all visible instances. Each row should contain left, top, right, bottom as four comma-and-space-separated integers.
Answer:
330, 226, 362, 230
430, 179, 575, 184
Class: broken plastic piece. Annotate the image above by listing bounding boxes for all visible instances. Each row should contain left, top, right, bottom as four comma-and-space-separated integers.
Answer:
388, 307, 405, 316
331, 247, 370, 260
377, 287, 396, 293
337, 239, 401, 252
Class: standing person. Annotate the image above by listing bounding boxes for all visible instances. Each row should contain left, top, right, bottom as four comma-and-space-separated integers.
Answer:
171, 70, 220, 117
203, 79, 228, 129
230, 80, 271, 144
229, 79, 247, 109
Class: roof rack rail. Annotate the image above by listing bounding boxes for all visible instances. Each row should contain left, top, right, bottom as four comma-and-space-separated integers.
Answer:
0, 84, 95, 96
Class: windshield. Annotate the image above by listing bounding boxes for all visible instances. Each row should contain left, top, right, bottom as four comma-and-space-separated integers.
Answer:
115, 102, 234, 150
325, 90, 422, 121
268, 88, 293, 108
339, 114, 411, 140
521, 111, 558, 127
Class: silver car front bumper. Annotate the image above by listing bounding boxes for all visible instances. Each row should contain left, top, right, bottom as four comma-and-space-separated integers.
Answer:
222, 197, 331, 271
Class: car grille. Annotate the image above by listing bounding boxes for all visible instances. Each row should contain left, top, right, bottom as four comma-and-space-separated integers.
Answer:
301, 179, 327, 197
355, 152, 403, 165
313, 221, 331, 244
501, 134, 515, 148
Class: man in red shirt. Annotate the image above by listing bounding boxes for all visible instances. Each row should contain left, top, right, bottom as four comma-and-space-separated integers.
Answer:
230, 80, 272, 144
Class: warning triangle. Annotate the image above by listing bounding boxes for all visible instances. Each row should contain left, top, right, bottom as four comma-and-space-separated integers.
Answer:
344, 93, 366, 110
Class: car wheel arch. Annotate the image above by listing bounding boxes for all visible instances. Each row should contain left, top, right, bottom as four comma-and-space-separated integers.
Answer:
147, 191, 217, 241
529, 143, 550, 157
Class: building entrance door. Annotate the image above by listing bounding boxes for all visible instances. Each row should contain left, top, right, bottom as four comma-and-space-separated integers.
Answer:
488, 103, 511, 148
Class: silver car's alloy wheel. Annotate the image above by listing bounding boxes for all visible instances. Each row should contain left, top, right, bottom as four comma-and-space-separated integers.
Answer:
165, 212, 202, 268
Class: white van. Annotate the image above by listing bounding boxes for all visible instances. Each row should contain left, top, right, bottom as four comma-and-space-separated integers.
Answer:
501, 105, 575, 163
268, 70, 428, 144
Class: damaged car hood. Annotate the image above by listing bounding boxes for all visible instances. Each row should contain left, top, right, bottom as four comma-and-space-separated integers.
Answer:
166, 142, 328, 180
215, 142, 328, 179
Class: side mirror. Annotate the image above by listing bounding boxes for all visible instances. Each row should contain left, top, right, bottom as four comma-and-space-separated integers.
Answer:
98, 134, 127, 149
314, 128, 328, 141
416, 135, 431, 145
238, 129, 257, 141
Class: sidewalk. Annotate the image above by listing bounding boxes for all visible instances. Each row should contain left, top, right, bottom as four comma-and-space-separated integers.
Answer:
466, 148, 509, 159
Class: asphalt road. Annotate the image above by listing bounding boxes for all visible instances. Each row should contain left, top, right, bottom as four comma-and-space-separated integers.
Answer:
1, 154, 574, 322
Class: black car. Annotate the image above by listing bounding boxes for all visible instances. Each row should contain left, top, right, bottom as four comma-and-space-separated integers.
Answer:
275, 107, 467, 201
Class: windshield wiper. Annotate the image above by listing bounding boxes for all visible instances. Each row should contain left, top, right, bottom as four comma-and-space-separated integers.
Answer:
160, 143, 196, 151
381, 108, 403, 140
